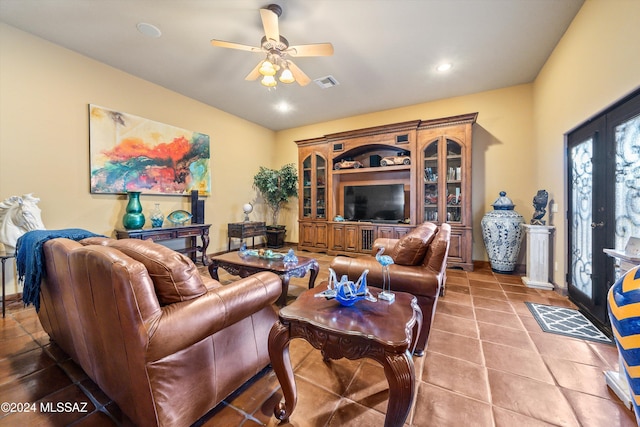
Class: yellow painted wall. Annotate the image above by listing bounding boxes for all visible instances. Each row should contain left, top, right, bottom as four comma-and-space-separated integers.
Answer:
532, 0, 640, 289
0, 23, 276, 294
275, 80, 537, 264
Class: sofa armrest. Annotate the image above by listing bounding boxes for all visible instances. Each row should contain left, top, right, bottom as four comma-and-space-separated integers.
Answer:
371, 238, 398, 256
145, 271, 281, 361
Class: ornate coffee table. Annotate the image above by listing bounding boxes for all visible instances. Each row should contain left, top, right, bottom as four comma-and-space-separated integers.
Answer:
268, 282, 422, 427
208, 251, 319, 306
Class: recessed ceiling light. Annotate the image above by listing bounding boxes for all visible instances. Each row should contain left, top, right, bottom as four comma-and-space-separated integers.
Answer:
275, 102, 292, 113
436, 63, 452, 72
137, 22, 162, 38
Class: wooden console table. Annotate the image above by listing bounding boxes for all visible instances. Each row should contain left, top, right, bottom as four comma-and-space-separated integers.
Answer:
116, 224, 211, 265
228, 221, 266, 251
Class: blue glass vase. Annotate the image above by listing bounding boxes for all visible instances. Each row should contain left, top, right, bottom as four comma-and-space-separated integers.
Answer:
123, 191, 145, 230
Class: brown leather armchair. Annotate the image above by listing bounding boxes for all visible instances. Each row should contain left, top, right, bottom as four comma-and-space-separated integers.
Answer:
36, 237, 282, 427
330, 222, 450, 356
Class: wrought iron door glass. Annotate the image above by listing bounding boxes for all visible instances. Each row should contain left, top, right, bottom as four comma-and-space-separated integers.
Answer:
570, 138, 593, 298
614, 114, 640, 278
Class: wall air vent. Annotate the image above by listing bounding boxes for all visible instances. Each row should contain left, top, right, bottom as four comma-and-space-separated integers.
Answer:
314, 75, 339, 89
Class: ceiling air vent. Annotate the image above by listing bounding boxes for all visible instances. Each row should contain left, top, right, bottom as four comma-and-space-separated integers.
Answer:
314, 75, 339, 89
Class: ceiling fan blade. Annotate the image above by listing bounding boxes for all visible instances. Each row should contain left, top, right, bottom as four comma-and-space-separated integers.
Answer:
260, 7, 280, 42
211, 39, 262, 53
287, 61, 311, 86
245, 61, 264, 81
287, 43, 334, 57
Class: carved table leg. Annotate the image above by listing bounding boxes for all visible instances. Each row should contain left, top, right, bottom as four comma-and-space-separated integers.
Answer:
381, 351, 415, 427
208, 263, 220, 281
276, 275, 291, 307
201, 230, 210, 265
308, 260, 319, 289
268, 321, 297, 421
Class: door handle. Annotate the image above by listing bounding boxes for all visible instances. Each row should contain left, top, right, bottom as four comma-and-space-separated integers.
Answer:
591, 221, 604, 228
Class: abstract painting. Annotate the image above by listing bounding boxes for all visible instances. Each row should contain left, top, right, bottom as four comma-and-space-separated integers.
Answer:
89, 104, 210, 195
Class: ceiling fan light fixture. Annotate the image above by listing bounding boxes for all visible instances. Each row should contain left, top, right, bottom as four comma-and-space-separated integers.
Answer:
279, 68, 295, 84
259, 60, 276, 76
261, 75, 277, 87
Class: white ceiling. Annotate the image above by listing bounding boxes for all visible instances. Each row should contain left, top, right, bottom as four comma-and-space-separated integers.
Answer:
0, 0, 584, 131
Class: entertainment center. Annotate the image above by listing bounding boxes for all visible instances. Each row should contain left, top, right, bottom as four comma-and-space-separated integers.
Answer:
296, 112, 477, 270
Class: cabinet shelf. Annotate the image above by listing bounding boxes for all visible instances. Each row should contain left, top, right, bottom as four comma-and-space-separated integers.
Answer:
333, 164, 410, 175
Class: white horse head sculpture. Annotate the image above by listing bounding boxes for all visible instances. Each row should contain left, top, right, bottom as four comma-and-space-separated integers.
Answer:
0, 194, 46, 250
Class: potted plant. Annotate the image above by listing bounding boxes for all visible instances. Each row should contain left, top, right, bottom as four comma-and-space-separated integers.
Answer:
252, 163, 298, 248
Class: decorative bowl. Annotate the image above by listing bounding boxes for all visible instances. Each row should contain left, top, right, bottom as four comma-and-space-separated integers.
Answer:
167, 210, 192, 225
240, 248, 284, 259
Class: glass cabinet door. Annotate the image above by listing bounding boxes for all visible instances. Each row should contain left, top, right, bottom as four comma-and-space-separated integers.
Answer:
315, 154, 326, 219
445, 139, 462, 223
423, 140, 438, 222
301, 153, 327, 219
302, 155, 312, 218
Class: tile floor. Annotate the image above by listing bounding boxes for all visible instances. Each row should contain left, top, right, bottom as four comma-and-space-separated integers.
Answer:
0, 249, 636, 426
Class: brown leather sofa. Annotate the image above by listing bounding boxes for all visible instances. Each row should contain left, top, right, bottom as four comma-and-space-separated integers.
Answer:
36, 237, 282, 427
330, 222, 450, 356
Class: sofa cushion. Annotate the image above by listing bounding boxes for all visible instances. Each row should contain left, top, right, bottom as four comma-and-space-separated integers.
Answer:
391, 222, 437, 266
91, 238, 207, 305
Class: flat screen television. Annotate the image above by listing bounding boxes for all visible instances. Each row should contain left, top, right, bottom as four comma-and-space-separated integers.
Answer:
343, 184, 405, 223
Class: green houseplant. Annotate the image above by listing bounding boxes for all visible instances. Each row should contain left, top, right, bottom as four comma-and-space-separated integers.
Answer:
253, 163, 298, 247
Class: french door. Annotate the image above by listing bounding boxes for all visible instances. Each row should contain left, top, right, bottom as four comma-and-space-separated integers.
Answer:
567, 89, 640, 334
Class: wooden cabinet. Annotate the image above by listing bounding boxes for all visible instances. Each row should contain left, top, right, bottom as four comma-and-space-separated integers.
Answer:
377, 225, 412, 240
417, 114, 476, 270
296, 113, 477, 269
329, 223, 377, 254
298, 142, 328, 251
300, 221, 328, 249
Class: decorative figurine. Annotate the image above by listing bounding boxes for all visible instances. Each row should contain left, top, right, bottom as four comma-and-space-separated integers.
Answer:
283, 248, 298, 264
531, 189, 549, 225
376, 247, 395, 302
242, 203, 253, 222
316, 268, 376, 306
0, 194, 46, 250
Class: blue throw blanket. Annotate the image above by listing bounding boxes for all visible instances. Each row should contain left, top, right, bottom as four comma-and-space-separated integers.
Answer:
16, 228, 104, 311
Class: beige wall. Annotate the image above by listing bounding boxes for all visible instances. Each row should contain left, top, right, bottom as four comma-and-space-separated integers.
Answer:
532, 0, 640, 288
274, 85, 536, 263
0, 23, 276, 293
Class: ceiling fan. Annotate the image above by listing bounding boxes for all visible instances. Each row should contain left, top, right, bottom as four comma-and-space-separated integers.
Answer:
211, 4, 334, 87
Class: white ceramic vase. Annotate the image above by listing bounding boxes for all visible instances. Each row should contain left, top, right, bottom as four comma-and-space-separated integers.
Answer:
481, 191, 524, 274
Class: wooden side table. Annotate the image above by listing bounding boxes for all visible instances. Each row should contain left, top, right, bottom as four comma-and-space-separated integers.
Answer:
228, 221, 266, 251
115, 224, 211, 265
1, 250, 16, 318
268, 282, 422, 427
